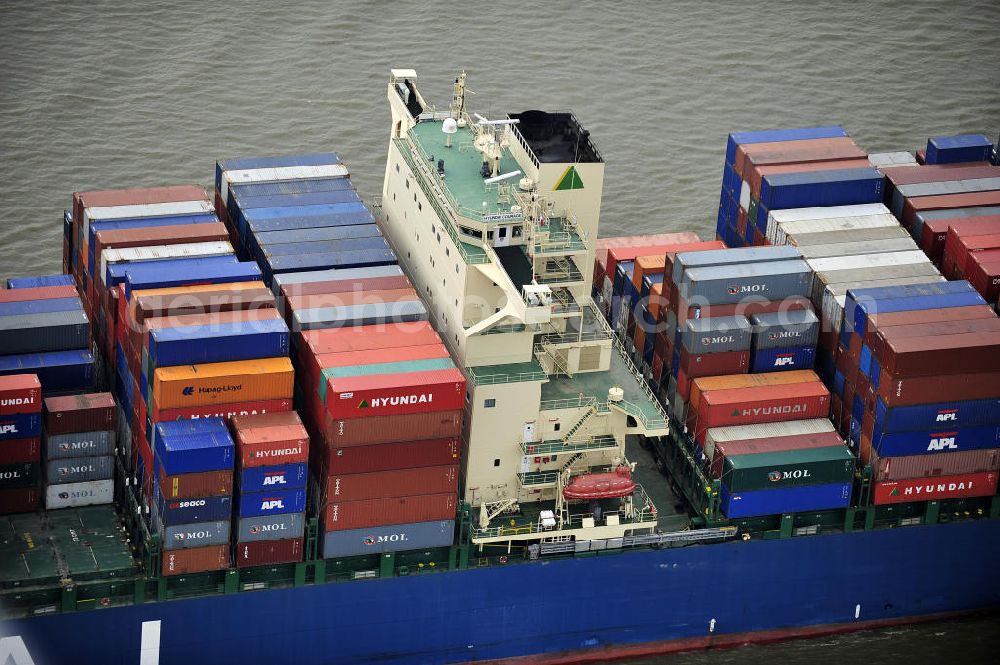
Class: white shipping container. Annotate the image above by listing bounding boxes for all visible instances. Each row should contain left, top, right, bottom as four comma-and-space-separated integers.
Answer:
868, 152, 919, 168
796, 237, 919, 260
100, 241, 234, 280
785, 225, 911, 248
82, 200, 214, 238
219, 164, 350, 202
45, 479, 114, 509
807, 251, 932, 275
768, 212, 898, 245
704, 419, 836, 464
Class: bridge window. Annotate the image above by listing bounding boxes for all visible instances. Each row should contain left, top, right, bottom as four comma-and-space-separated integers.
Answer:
485, 399, 496, 408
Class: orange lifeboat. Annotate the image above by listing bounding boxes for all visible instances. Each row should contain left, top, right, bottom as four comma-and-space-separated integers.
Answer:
562, 465, 635, 500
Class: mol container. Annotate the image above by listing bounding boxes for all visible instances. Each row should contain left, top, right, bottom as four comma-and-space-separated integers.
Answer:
710, 431, 847, 480
44, 479, 114, 509
719, 446, 855, 492
44, 431, 114, 459
319, 520, 455, 558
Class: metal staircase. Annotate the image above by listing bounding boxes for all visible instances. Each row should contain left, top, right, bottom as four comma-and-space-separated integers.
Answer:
561, 405, 598, 441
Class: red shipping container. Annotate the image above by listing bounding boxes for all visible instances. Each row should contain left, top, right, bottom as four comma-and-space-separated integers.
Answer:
674, 296, 811, 327
861, 440, 1000, 481
861, 305, 998, 352
903, 191, 1000, 227
0, 438, 41, 464
594, 233, 703, 284
943, 231, 1000, 279
321, 492, 458, 531
651, 354, 664, 385
152, 398, 293, 424
919, 215, 1000, 265
325, 369, 465, 420
882, 164, 998, 188
966, 255, 1000, 303
281, 275, 411, 300
710, 432, 847, 479
873, 471, 998, 505
158, 466, 233, 499
73, 185, 208, 237
43, 393, 115, 434
322, 409, 464, 447
878, 371, 1000, 407
92, 222, 229, 268
320, 438, 461, 474
302, 343, 450, 394
735, 137, 864, 179
161, 544, 229, 576
605, 242, 723, 291
300, 321, 443, 356
0, 285, 78, 304
285, 287, 419, 313
0, 375, 42, 416
749, 158, 872, 199
0, 486, 41, 514
132, 285, 274, 326
878, 331, 1000, 378
319, 465, 459, 501
675, 367, 691, 403
679, 349, 749, 378
691, 382, 830, 443
234, 537, 303, 568
232, 413, 310, 468
872, 318, 1000, 367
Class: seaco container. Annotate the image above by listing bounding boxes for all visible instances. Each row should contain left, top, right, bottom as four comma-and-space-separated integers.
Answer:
320, 465, 459, 501
322, 493, 458, 531
872, 472, 998, 505
319, 438, 461, 474
42, 392, 114, 434
721, 482, 852, 518
44, 479, 113, 509
324, 369, 465, 420
720, 446, 855, 492
152, 357, 294, 409
0, 375, 42, 416
156, 494, 232, 526
161, 544, 229, 576
234, 538, 303, 568
322, 409, 465, 447
319, 520, 455, 558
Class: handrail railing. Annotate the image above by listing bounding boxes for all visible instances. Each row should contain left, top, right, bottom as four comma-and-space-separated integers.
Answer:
393, 138, 489, 265
521, 435, 617, 456
539, 395, 598, 412
468, 368, 548, 386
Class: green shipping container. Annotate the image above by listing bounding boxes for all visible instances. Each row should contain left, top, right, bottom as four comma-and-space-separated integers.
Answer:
721, 445, 855, 492
318, 357, 456, 402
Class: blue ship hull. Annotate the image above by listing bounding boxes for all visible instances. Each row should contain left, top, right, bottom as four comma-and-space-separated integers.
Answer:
3, 518, 999, 664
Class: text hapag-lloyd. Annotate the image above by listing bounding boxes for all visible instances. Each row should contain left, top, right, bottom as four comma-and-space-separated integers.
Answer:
182, 384, 242, 396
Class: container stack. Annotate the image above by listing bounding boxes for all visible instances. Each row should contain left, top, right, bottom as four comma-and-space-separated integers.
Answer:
0, 375, 42, 514
230, 412, 310, 568
214, 153, 395, 285
42, 393, 116, 509
717, 127, 884, 247
838, 281, 1000, 503
0, 278, 95, 395
295, 322, 465, 558
153, 419, 234, 576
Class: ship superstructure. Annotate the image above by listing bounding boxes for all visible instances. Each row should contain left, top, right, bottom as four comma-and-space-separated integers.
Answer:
380, 69, 668, 547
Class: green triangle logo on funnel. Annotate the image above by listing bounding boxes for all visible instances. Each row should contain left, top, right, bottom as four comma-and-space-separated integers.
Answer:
553, 165, 584, 191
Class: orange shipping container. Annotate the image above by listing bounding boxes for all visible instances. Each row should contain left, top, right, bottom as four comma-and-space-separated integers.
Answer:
689, 370, 820, 414
152, 357, 294, 409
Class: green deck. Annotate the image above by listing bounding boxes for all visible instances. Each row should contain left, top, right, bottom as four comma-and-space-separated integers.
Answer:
0, 506, 137, 588
409, 120, 523, 222
467, 359, 547, 385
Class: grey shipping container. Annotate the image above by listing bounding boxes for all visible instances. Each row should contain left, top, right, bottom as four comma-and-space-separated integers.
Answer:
0, 309, 90, 354
681, 260, 813, 305
160, 520, 231, 551
750, 309, 820, 351
319, 519, 455, 558
45, 430, 115, 459
45, 455, 114, 483
784, 225, 911, 248
45, 479, 114, 509
671, 245, 800, 287
914, 205, 1000, 223
892, 178, 1000, 218
796, 237, 918, 260
293, 300, 428, 331
810, 258, 939, 304
236, 512, 305, 543
682, 316, 752, 354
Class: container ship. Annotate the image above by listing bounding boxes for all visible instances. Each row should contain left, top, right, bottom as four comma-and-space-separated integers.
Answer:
1, 69, 999, 664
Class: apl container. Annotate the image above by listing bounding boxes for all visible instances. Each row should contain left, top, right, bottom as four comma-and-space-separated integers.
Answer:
873, 398, 1000, 434
161, 544, 229, 576
44, 479, 114, 509
236, 513, 305, 543
319, 519, 455, 558
749, 346, 816, 373
872, 471, 997, 505
721, 482, 852, 518
239, 463, 308, 493
45, 430, 115, 459
0, 412, 41, 441
871, 425, 1000, 457
234, 537, 303, 568
160, 520, 230, 551
237, 487, 307, 518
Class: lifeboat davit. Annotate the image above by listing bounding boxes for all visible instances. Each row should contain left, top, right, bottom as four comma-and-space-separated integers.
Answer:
562, 465, 635, 500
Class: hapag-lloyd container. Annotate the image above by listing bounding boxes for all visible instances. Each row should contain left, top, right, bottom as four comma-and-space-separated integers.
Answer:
320, 465, 459, 502
320, 438, 462, 474
681, 261, 813, 306
322, 492, 458, 531
161, 544, 229, 576
721, 482, 852, 518
44, 478, 113, 509
42, 392, 114, 434
323, 409, 465, 447
720, 445, 855, 492
239, 463, 308, 492
710, 432, 847, 480
702, 418, 835, 462
681, 317, 752, 354
159, 520, 230, 551
0, 438, 41, 465
236, 513, 305, 543
45, 456, 113, 483
0, 462, 40, 489
44, 430, 115, 459
151, 398, 293, 424
873, 398, 1000, 434
691, 382, 830, 441
871, 425, 1000, 457
863, 444, 1000, 482
873, 471, 998, 505
0, 374, 41, 415
158, 467, 233, 499
238, 487, 306, 518
325, 368, 465, 420
152, 357, 294, 410
235, 537, 304, 568
319, 520, 455, 558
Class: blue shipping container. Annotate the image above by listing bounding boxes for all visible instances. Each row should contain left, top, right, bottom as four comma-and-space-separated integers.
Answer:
872, 425, 1000, 457
246, 208, 374, 235
147, 319, 289, 369
874, 398, 1000, 434
153, 418, 229, 447
0, 350, 94, 393
756, 169, 883, 229
155, 431, 235, 475
88, 213, 218, 277
261, 236, 390, 259
107, 255, 237, 291
0, 412, 41, 441
230, 176, 352, 201
264, 249, 397, 282
155, 489, 233, 526
925, 135, 993, 165
0, 298, 82, 317
254, 224, 382, 248
720, 482, 852, 518
124, 260, 261, 299
750, 345, 816, 373
6, 274, 74, 290
238, 487, 307, 518
846, 281, 984, 337
725, 126, 847, 166
239, 464, 308, 493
